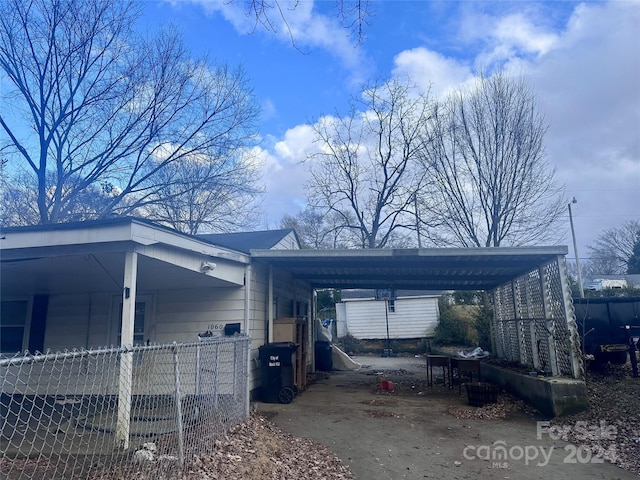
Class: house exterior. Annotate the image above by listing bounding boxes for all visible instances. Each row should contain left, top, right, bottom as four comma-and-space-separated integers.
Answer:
583, 274, 640, 291
2, 223, 584, 385
0, 218, 312, 397
335, 290, 440, 340
1, 220, 587, 469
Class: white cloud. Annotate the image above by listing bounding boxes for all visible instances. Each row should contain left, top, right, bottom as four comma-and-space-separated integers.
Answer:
475, 12, 559, 69
392, 47, 473, 99
175, 0, 367, 83
208, 0, 639, 247
389, 1, 639, 253
494, 14, 558, 56
257, 124, 319, 226
522, 2, 640, 250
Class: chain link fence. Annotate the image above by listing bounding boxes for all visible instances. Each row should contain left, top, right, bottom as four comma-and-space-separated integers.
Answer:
491, 256, 582, 378
1, 336, 250, 479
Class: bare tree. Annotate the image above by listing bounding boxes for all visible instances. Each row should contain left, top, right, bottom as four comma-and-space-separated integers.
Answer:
0, 0, 260, 228
280, 207, 355, 249
307, 79, 433, 249
420, 73, 565, 247
142, 150, 263, 235
628, 232, 640, 274
241, 0, 373, 44
586, 219, 640, 274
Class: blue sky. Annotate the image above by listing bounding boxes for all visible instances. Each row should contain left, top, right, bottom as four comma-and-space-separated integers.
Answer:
142, 0, 640, 258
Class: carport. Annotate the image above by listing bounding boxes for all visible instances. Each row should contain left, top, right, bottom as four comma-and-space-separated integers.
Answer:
251, 246, 582, 379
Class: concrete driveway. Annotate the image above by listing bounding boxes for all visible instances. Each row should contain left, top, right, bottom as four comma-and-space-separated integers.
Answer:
257, 355, 637, 480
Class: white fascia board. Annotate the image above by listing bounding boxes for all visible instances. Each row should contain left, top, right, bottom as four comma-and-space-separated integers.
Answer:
136, 243, 246, 286
129, 221, 249, 264
1, 223, 133, 250
2, 220, 249, 265
252, 245, 569, 259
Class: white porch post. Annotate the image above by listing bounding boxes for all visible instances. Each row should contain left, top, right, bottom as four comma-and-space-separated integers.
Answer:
116, 250, 138, 450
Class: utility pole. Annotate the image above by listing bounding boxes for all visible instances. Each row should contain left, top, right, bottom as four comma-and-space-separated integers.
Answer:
568, 197, 584, 298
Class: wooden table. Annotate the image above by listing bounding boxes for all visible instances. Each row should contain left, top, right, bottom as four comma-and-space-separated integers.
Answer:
426, 354, 451, 388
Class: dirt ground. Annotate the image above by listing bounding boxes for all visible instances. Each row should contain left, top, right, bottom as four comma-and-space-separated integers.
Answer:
256, 355, 638, 480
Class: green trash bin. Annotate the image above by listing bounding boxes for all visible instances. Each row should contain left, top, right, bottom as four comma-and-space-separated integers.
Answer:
259, 342, 298, 404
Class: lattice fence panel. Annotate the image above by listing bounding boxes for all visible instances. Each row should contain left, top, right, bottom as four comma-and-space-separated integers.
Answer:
491, 257, 581, 378
534, 319, 552, 373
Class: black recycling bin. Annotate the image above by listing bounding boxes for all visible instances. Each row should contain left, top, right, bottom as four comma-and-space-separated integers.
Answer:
315, 341, 333, 372
259, 342, 298, 404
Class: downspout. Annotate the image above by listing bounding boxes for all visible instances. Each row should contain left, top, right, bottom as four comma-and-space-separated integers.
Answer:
116, 250, 137, 450
268, 265, 274, 343
244, 264, 252, 417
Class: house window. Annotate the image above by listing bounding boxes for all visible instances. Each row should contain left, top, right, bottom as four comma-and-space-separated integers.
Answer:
387, 300, 396, 313
1, 300, 29, 354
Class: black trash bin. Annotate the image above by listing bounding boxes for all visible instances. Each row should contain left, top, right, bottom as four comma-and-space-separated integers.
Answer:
315, 341, 333, 371
259, 342, 298, 404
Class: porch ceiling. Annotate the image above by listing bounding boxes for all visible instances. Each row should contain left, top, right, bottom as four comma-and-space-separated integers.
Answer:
251, 246, 569, 291
1, 251, 236, 297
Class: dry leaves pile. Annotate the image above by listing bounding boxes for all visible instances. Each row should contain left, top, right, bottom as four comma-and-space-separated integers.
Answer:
448, 394, 536, 420
552, 363, 640, 475
448, 360, 640, 476
184, 414, 355, 480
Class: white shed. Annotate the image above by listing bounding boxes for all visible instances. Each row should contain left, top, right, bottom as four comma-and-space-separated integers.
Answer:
336, 291, 440, 340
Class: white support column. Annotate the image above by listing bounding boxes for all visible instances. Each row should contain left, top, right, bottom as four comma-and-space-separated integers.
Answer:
116, 250, 138, 450
244, 264, 252, 333
244, 265, 252, 417
268, 265, 274, 343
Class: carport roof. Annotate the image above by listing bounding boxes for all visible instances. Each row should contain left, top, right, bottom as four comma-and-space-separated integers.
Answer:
250, 246, 569, 291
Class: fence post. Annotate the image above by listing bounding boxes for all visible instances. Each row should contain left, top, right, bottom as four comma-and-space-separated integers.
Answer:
214, 343, 220, 410
233, 341, 238, 400
173, 343, 185, 466
196, 341, 201, 397
245, 338, 251, 418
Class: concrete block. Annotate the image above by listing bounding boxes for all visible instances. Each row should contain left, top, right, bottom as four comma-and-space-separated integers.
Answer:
481, 363, 589, 417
